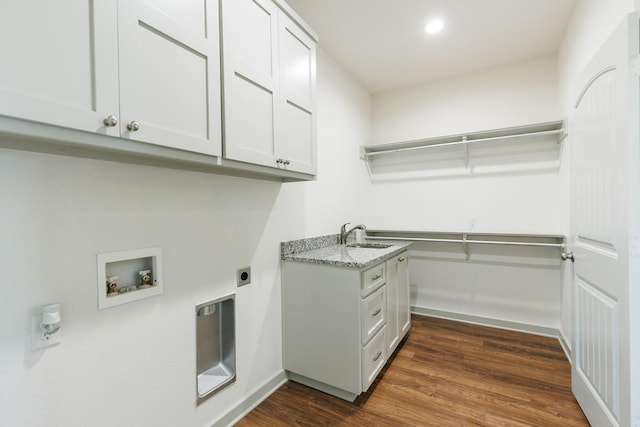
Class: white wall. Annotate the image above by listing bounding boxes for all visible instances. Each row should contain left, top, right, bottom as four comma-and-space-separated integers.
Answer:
0, 48, 371, 427
0, 151, 294, 427
293, 48, 372, 236
372, 54, 561, 145
365, 55, 564, 330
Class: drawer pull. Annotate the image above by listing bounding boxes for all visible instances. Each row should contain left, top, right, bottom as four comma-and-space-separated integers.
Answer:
398, 257, 406, 262
372, 351, 382, 362
371, 274, 382, 281
371, 308, 382, 317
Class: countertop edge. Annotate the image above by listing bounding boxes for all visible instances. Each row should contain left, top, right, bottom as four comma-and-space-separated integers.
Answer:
282, 240, 413, 269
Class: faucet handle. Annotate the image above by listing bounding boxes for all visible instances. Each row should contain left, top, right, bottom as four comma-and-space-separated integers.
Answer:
341, 222, 350, 232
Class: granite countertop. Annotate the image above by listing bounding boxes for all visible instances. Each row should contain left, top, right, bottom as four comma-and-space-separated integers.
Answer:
281, 234, 412, 269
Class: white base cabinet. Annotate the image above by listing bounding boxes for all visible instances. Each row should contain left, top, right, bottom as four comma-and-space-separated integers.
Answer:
282, 250, 409, 401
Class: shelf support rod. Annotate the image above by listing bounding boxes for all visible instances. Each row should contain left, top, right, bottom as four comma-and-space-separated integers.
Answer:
463, 136, 469, 169
463, 233, 469, 260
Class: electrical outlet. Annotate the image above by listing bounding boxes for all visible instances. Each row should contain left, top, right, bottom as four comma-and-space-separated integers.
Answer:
31, 314, 62, 351
237, 267, 251, 287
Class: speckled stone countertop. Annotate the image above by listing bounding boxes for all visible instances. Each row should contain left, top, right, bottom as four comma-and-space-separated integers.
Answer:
281, 234, 412, 269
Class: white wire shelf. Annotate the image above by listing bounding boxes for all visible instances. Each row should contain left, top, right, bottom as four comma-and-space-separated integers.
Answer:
360, 121, 567, 179
361, 121, 566, 159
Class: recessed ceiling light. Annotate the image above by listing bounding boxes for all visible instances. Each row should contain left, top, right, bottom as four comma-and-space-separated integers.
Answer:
425, 19, 444, 34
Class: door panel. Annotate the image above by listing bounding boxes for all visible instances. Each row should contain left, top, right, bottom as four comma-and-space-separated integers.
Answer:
280, 102, 313, 171
398, 255, 410, 336
386, 257, 399, 353
569, 13, 639, 427
0, 0, 119, 135
118, 0, 221, 155
222, 0, 278, 166
278, 14, 316, 174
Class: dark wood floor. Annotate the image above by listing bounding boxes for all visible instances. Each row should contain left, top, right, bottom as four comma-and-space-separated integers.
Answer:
237, 315, 589, 426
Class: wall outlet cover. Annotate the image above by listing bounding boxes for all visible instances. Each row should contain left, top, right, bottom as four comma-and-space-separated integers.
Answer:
31, 314, 62, 351
237, 267, 251, 287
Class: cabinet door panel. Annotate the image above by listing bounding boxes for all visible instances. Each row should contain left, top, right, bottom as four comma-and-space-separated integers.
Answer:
222, 0, 279, 167
118, 0, 221, 155
0, 0, 119, 136
398, 255, 411, 336
280, 21, 314, 110
141, 0, 207, 38
278, 14, 316, 174
281, 102, 314, 173
386, 256, 399, 353
227, 77, 275, 157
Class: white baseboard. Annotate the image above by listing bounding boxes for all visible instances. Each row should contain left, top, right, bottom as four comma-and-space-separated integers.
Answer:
557, 331, 572, 362
212, 370, 287, 427
411, 306, 559, 338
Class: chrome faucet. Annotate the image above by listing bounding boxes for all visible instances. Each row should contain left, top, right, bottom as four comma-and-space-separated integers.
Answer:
340, 223, 366, 245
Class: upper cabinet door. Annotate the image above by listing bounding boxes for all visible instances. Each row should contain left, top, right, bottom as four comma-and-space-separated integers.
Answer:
0, 0, 120, 136
117, 0, 222, 156
221, 0, 279, 167
277, 13, 317, 175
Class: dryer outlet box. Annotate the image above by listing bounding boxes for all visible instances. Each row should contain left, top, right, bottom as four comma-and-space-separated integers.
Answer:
237, 267, 251, 287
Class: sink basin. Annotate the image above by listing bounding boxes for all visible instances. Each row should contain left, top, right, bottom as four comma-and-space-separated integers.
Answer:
346, 243, 392, 249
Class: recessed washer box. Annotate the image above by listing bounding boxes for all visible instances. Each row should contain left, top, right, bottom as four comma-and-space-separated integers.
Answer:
196, 294, 236, 404
97, 247, 163, 310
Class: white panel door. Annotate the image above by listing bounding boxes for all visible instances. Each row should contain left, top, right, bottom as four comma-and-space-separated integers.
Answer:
278, 13, 316, 174
0, 0, 119, 136
569, 13, 640, 427
117, 0, 222, 155
221, 0, 279, 167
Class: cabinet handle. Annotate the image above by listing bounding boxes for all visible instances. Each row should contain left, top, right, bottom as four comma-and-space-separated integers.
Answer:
371, 274, 382, 281
398, 257, 405, 262
103, 115, 118, 127
127, 121, 141, 132
372, 351, 382, 362
371, 308, 382, 317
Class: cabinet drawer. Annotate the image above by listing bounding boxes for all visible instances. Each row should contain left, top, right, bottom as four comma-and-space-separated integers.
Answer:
361, 263, 385, 297
361, 286, 385, 344
362, 326, 386, 392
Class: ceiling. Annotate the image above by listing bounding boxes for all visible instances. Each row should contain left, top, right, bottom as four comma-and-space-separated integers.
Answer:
285, 0, 577, 94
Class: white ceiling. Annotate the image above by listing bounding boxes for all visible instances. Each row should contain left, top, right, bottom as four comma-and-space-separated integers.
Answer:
285, 0, 577, 94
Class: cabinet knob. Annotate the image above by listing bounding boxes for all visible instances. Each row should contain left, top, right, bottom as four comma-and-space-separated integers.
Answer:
276, 158, 284, 164
103, 115, 118, 127
284, 159, 291, 165
127, 121, 141, 132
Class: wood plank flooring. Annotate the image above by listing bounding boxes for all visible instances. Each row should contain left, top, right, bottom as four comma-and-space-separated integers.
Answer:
236, 315, 588, 426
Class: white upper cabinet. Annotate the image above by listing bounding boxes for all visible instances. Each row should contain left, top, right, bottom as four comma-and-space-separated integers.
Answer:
118, 0, 221, 155
278, 13, 316, 174
0, 0, 222, 156
221, 0, 317, 175
221, 0, 279, 167
0, 1, 120, 136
